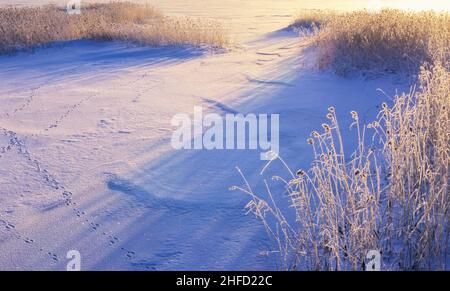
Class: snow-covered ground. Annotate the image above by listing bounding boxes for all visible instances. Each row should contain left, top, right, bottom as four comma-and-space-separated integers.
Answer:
0, 1, 411, 270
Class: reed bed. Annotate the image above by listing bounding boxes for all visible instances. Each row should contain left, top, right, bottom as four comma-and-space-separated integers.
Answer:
0, 2, 228, 53
292, 9, 450, 74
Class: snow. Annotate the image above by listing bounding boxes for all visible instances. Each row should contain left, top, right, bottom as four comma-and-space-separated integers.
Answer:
0, 1, 410, 270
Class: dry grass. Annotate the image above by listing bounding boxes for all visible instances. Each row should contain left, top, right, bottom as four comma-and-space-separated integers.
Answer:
292, 9, 450, 74
0, 2, 228, 53
234, 63, 449, 270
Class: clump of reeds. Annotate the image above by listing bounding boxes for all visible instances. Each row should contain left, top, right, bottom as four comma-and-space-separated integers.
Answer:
291, 9, 450, 74
0, 2, 228, 54
235, 106, 383, 270
234, 63, 449, 270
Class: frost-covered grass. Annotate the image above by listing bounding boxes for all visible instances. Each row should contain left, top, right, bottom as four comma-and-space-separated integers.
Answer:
291, 9, 450, 74
0, 2, 228, 53
236, 63, 449, 271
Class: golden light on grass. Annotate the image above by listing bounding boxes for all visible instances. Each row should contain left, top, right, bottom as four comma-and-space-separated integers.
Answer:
0, 2, 229, 54
292, 9, 449, 74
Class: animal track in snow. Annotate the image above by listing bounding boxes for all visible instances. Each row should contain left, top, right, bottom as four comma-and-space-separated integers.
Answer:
0, 127, 138, 262
45, 94, 96, 132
